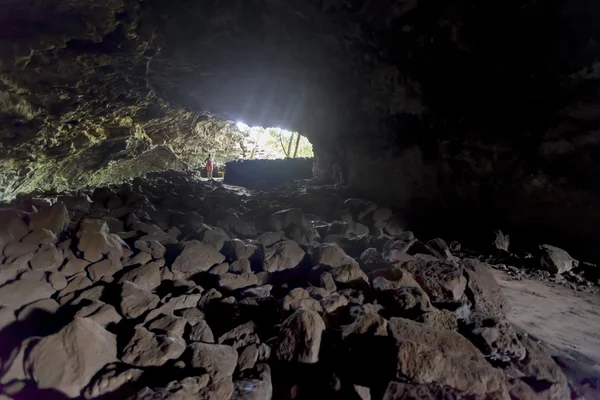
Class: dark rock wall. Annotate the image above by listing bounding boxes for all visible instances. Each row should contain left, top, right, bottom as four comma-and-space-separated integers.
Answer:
224, 158, 313, 189
1, 0, 599, 255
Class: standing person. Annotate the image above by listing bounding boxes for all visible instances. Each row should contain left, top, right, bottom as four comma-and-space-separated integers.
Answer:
205, 153, 214, 179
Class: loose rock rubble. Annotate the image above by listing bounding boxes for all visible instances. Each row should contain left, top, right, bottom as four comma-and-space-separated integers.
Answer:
0, 171, 581, 399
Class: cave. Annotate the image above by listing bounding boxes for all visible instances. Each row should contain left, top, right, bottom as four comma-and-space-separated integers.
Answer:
0, 0, 599, 399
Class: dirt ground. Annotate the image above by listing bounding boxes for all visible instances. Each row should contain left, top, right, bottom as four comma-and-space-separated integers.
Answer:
493, 270, 600, 396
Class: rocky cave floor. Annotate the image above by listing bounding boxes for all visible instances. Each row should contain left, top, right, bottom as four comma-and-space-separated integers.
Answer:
0, 170, 599, 400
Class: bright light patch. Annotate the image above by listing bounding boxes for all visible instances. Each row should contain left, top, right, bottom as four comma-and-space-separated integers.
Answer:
236, 121, 249, 130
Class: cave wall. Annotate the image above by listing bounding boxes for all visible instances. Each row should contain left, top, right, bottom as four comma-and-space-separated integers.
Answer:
1, 0, 600, 256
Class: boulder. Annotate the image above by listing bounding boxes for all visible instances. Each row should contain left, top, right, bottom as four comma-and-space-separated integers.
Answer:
121, 326, 186, 367
312, 243, 357, 268
26, 318, 117, 398
407, 260, 466, 304
87, 259, 121, 281
28, 202, 69, 237
263, 240, 305, 272
16, 298, 59, 321
120, 281, 160, 319
222, 239, 257, 261
77, 220, 128, 263
0, 279, 56, 310
171, 240, 226, 277
275, 308, 325, 364
218, 321, 260, 349
462, 259, 511, 318
74, 302, 122, 327
147, 314, 188, 336
416, 309, 458, 331
187, 342, 238, 381
388, 317, 508, 397
539, 244, 579, 274
118, 263, 162, 291
134, 240, 166, 259
82, 364, 144, 400
268, 208, 305, 231
188, 319, 215, 343
218, 272, 258, 291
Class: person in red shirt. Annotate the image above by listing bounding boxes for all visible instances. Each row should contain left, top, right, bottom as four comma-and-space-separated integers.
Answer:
205, 154, 214, 179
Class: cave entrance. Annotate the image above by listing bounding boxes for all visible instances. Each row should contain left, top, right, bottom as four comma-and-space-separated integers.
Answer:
236, 122, 313, 160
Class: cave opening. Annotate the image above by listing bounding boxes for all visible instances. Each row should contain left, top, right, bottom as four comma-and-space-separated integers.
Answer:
235, 122, 314, 161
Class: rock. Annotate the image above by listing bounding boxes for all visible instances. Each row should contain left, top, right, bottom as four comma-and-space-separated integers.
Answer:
219, 272, 258, 291
238, 344, 259, 371
426, 238, 457, 261
74, 302, 122, 327
1, 216, 29, 244
21, 228, 57, 245
330, 264, 369, 287
256, 231, 284, 247
382, 381, 497, 399
321, 293, 348, 313
188, 319, 215, 343
275, 308, 325, 364
262, 240, 305, 272
233, 364, 273, 400
48, 270, 68, 290
178, 307, 206, 326
268, 208, 305, 231
342, 312, 388, 339
77, 220, 129, 263
87, 259, 121, 281
123, 251, 153, 267
3, 240, 38, 262
171, 240, 226, 277
416, 309, 458, 331
130, 376, 215, 400
239, 284, 272, 299
16, 298, 59, 321
319, 271, 337, 292
406, 260, 466, 304
3, 338, 39, 386
230, 258, 252, 274
28, 203, 69, 237
539, 244, 579, 274
187, 342, 238, 381
0, 279, 56, 310
0, 254, 32, 285
118, 263, 162, 291
493, 230, 510, 252
26, 318, 117, 398
134, 240, 166, 259
510, 335, 570, 400
61, 255, 91, 277
464, 312, 526, 361
120, 281, 160, 319
210, 262, 230, 275
0, 306, 15, 330
222, 239, 257, 260
59, 273, 93, 299
388, 317, 508, 396
312, 243, 357, 268
200, 228, 229, 251
122, 326, 186, 367
147, 314, 188, 336
82, 364, 144, 400
384, 215, 406, 237
218, 321, 260, 349
462, 259, 511, 318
